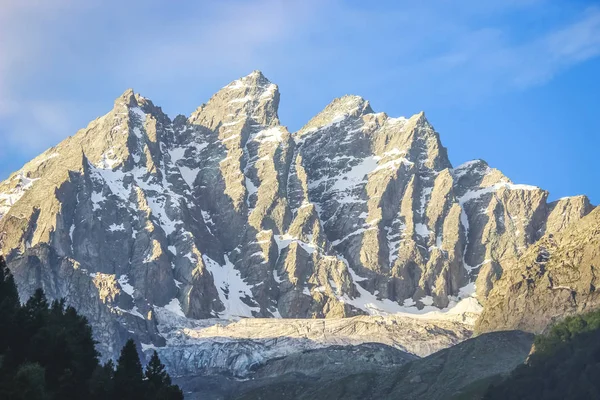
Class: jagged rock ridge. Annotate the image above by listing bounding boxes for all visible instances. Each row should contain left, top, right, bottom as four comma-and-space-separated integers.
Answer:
477, 204, 600, 334
0, 71, 593, 358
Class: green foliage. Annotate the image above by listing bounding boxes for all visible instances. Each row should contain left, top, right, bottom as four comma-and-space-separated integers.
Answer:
0, 256, 183, 400
11, 363, 48, 400
484, 309, 600, 400
532, 309, 600, 358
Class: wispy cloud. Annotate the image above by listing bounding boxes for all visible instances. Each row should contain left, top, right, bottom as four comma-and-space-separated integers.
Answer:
0, 0, 328, 155
535, 7, 600, 80
411, 5, 600, 98
0, 0, 599, 168
326, 3, 600, 103
0, 0, 95, 154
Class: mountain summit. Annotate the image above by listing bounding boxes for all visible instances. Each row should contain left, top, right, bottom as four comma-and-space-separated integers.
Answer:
0, 72, 593, 360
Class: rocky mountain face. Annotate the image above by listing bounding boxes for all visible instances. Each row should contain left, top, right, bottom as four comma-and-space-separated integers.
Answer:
175, 343, 418, 400
223, 330, 534, 400
477, 204, 600, 334
153, 311, 475, 378
0, 71, 594, 361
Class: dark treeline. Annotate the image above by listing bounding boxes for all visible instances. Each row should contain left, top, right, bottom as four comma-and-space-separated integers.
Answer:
0, 256, 183, 400
484, 309, 600, 400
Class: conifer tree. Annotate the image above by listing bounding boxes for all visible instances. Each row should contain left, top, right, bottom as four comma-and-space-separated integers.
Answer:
145, 350, 184, 400
90, 360, 115, 400
0, 257, 184, 400
145, 351, 171, 387
0, 256, 19, 310
61, 305, 99, 384
24, 288, 49, 334
114, 339, 144, 400
11, 362, 47, 400
0, 256, 19, 354
154, 384, 185, 400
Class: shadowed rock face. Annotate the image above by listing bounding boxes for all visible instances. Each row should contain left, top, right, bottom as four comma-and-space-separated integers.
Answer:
0, 71, 593, 359
180, 331, 532, 400
173, 343, 417, 400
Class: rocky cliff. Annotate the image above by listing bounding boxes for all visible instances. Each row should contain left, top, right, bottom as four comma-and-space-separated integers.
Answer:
0, 71, 593, 359
228, 330, 534, 400
477, 203, 600, 333
152, 310, 475, 378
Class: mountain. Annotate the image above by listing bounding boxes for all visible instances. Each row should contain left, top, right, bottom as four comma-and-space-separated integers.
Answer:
477, 205, 600, 334
154, 312, 475, 378
175, 343, 418, 400
0, 71, 593, 364
225, 330, 534, 400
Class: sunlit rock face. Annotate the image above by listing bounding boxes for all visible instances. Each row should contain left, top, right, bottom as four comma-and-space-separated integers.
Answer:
0, 71, 593, 363
477, 204, 600, 334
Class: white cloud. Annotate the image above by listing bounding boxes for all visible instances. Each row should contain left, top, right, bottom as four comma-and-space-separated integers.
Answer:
538, 7, 600, 75
466, 6, 600, 90
0, 0, 599, 169
0, 0, 97, 155
0, 0, 326, 151
363, 5, 600, 102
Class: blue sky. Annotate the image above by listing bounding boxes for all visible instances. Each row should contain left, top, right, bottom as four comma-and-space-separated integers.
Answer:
1, 0, 599, 203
